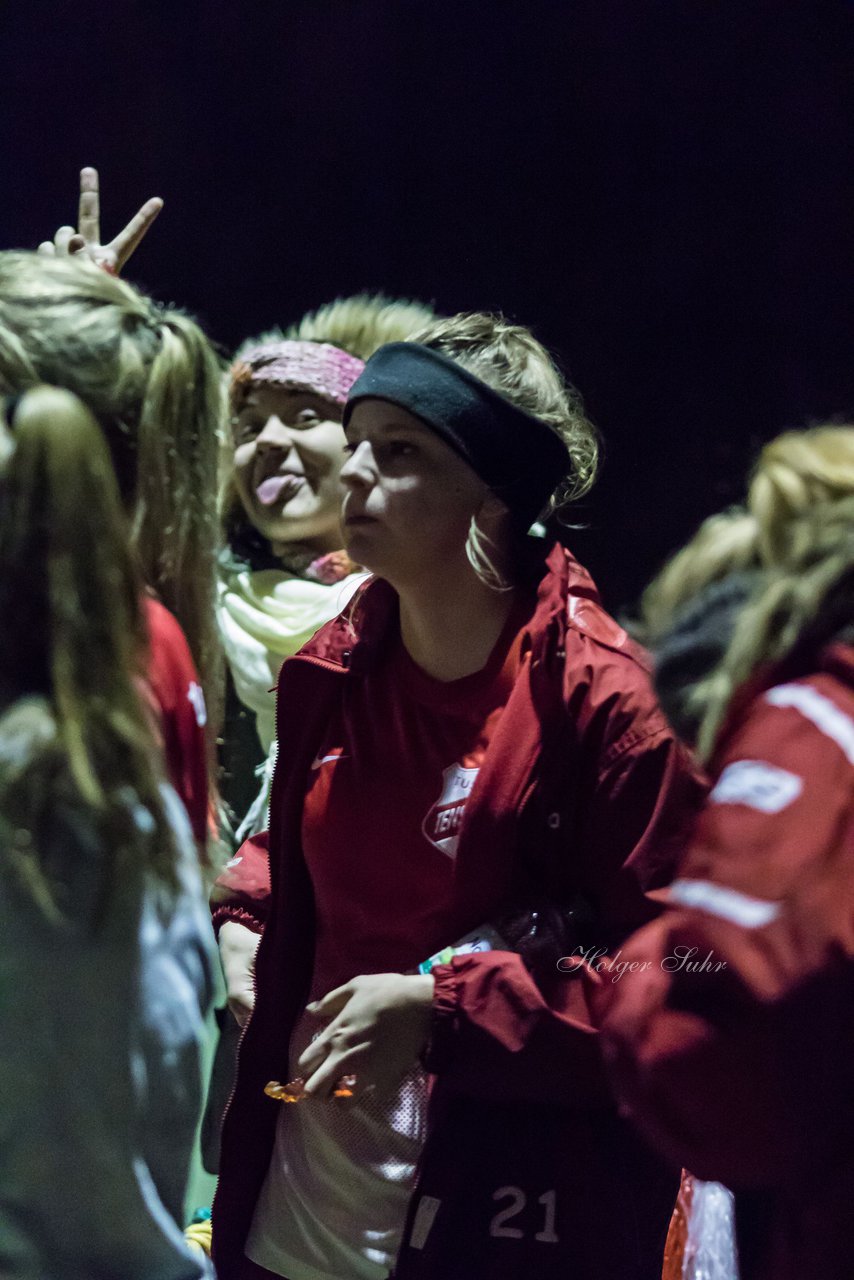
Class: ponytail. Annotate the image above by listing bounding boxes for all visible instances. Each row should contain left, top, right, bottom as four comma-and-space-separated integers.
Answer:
0, 386, 180, 921
0, 250, 224, 719
133, 310, 224, 708
696, 496, 854, 760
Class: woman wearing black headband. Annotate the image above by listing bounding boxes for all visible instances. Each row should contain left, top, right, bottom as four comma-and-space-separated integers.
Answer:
211, 313, 705, 1280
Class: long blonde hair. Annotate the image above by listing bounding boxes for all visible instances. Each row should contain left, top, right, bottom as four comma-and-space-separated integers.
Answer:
0, 252, 224, 704
696, 425, 854, 758
748, 425, 854, 563
0, 387, 180, 923
696, 501, 854, 759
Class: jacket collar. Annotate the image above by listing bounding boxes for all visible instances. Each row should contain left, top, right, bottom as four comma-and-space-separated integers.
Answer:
293, 541, 610, 675
293, 574, 397, 671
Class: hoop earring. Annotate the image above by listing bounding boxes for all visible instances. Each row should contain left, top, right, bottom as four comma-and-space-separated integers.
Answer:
465, 515, 514, 593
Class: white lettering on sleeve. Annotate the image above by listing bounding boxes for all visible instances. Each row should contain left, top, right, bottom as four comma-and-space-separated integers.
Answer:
709, 759, 803, 813
187, 680, 208, 727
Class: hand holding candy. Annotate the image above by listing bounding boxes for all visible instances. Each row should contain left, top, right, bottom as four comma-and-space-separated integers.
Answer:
296, 973, 435, 1101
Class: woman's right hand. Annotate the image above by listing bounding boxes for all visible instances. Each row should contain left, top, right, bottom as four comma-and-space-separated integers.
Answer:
37, 166, 162, 274
218, 921, 261, 1026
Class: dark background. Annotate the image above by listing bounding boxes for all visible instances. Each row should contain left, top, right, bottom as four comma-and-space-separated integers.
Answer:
2, 0, 852, 611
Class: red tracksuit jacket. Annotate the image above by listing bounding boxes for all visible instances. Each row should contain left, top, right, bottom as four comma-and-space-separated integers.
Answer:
144, 597, 209, 847
597, 643, 854, 1280
210, 545, 706, 1280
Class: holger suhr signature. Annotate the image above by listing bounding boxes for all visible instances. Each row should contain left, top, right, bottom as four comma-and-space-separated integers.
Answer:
557, 945, 727, 981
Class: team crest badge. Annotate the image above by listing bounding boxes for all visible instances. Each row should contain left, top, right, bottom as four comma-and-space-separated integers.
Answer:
421, 762, 479, 859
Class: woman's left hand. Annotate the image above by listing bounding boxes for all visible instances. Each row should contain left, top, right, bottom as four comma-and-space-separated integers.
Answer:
298, 973, 435, 1100
38, 167, 162, 274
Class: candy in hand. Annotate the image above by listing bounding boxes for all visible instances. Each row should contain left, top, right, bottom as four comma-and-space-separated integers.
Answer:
264, 1074, 357, 1102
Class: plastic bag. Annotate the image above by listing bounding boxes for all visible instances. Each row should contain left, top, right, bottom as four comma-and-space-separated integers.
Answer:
417, 897, 596, 989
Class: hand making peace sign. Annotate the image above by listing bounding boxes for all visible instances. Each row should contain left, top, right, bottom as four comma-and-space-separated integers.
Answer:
38, 167, 163, 274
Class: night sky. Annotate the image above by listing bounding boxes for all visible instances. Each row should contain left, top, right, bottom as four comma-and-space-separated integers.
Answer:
3, 0, 853, 610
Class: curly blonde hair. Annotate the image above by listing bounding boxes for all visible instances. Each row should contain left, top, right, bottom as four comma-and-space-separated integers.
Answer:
692, 425, 854, 759
748, 425, 854, 564
410, 311, 599, 509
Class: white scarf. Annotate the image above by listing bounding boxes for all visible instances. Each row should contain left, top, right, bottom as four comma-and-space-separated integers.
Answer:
218, 564, 366, 841
218, 566, 367, 755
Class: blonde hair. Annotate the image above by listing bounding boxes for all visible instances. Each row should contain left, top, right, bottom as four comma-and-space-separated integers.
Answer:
692, 425, 854, 759
632, 507, 760, 647
411, 311, 599, 508
402, 311, 597, 591
0, 252, 224, 704
748, 425, 854, 564
696, 496, 854, 759
284, 292, 437, 361
0, 387, 180, 923
634, 427, 854, 749
223, 292, 437, 563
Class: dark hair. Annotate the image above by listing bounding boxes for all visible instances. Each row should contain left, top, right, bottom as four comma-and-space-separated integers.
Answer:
652, 571, 763, 746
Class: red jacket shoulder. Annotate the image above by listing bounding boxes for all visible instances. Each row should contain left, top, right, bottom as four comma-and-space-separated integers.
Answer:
679, 664, 854, 899
144, 599, 199, 704
561, 595, 673, 766
142, 598, 209, 845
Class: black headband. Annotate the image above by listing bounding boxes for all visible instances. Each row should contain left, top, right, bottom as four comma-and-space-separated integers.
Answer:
343, 342, 570, 528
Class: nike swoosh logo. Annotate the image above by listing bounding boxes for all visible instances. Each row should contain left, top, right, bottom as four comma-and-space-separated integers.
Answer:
311, 753, 348, 770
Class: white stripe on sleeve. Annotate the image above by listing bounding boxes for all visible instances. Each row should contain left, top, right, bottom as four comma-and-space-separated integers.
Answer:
669, 878, 781, 928
765, 683, 854, 765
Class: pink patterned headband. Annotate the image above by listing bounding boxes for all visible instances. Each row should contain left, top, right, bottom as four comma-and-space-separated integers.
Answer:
230, 340, 365, 409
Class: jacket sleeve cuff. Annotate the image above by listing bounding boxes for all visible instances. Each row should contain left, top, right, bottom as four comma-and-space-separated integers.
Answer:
422, 961, 461, 1074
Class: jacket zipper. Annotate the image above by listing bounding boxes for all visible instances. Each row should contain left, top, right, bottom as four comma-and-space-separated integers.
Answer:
210, 648, 352, 1238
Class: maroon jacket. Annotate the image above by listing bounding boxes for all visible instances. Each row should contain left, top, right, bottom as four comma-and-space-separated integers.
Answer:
597, 644, 854, 1280
211, 545, 706, 1280
143, 598, 209, 848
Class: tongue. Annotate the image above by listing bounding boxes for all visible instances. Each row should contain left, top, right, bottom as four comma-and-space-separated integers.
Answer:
256, 475, 299, 505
